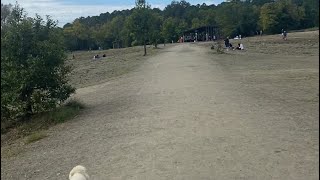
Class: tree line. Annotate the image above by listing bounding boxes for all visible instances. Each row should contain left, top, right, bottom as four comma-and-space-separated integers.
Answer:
62, 0, 319, 51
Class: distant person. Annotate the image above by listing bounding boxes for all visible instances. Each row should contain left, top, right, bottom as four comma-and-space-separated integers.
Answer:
236, 43, 244, 50
239, 34, 242, 39
260, 30, 263, 36
72, 54, 75, 59
240, 43, 244, 50
283, 31, 287, 40
213, 35, 216, 41
224, 37, 230, 48
229, 43, 233, 50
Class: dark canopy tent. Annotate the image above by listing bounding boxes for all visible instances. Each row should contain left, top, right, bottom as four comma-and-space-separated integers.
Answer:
183, 26, 220, 42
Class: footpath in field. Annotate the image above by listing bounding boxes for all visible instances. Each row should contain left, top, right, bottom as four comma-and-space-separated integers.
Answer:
1, 38, 319, 179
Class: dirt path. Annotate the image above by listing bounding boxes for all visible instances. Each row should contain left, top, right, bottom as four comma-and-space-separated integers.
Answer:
1, 43, 319, 179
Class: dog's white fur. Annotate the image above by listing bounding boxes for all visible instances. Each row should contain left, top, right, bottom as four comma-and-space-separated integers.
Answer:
69, 165, 89, 180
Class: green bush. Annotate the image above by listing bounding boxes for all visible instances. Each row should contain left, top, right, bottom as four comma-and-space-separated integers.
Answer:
1, 3, 75, 122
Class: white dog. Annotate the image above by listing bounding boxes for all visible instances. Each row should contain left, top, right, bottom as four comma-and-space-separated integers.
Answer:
69, 165, 90, 180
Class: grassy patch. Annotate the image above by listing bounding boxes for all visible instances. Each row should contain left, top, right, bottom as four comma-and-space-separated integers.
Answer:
47, 100, 85, 124
288, 27, 319, 33
25, 131, 47, 144
66, 45, 165, 88
22, 100, 85, 133
1, 100, 85, 145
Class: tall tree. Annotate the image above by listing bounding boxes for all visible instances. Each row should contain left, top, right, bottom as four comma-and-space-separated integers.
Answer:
162, 17, 177, 43
127, 0, 152, 56
149, 12, 163, 48
109, 16, 125, 48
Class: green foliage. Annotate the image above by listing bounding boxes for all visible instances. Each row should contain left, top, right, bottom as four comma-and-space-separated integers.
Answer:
127, 8, 150, 44
1, 3, 75, 121
148, 12, 163, 48
25, 131, 47, 144
38, 0, 319, 50
260, 3, 280, 33
47, 100, 84, 123
260, 0, 306, 33
163, 0, 190, 19
1, 100, 84, 145
127, 1, 154, 55
162, 17, 177, 43
63, 20, 94, 50
191, 18, 201, 28
215, 1, 259, 37
176, 20, 188, 38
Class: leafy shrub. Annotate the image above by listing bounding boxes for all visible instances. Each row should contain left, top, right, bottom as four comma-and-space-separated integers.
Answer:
1, 3, 75, 122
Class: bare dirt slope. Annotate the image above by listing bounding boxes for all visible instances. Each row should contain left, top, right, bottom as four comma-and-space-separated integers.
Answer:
1, 32, 319, 179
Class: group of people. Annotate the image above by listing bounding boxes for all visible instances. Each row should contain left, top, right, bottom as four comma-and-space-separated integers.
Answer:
256, 30, 263, 36
224, 37, 244, 51
93, 54, 106, 59
234, 35, 242, 39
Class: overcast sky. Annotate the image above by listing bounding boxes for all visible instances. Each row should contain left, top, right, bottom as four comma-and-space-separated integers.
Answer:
2, 0, 224, 27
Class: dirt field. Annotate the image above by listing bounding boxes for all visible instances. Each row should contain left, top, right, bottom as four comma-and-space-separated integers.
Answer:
1, 31, 319, 179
